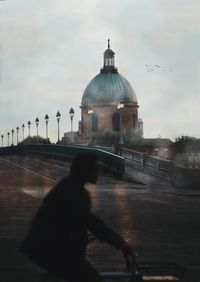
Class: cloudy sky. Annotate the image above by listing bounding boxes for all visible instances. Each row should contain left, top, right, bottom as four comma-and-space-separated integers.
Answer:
0, 0, 199, 144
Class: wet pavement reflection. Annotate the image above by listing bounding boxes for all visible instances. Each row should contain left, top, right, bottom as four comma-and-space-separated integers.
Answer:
0, 156, 200, 281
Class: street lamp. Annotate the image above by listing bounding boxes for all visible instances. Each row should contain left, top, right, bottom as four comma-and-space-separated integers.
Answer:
69, 107, 75, 144
35, 117, 39, 143
11, 129, 14, 146
88, 106, 94, 146
1, 134, 3, 147
22, 124, 25, 141
16, 126, 19, 144
117, 100, 124, 145
44, 114, 49, 142
56, 111, 61, 143
7, 132, 10, 146
28, 121, 31, 137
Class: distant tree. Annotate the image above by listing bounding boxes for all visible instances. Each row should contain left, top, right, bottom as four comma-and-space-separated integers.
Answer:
97, 131, 121, 146
123, 129, 142, 146
175, 135, 196, 142
97, 129, 142, 147
174, 135, 200, 153
20, 136, 51, 145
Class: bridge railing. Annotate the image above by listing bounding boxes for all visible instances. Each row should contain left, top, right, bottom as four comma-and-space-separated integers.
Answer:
119, 146, 200, 188
0, 145, 23, 155
0, 144, 125, 176
119, 147, 172, 180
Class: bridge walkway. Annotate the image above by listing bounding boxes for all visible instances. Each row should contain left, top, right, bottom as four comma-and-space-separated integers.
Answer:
0, 155, 200, 281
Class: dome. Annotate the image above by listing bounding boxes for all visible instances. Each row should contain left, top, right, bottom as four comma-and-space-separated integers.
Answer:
104, 48, 115, 56
81, 72, 138, 107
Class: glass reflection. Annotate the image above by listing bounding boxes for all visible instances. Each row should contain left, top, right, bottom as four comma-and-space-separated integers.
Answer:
113, 183, 139, 245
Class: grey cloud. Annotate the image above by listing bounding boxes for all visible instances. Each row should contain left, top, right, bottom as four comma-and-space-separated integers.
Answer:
0, 0, 200, 141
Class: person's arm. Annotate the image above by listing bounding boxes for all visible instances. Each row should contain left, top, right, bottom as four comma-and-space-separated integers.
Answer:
86, 212, 125, 249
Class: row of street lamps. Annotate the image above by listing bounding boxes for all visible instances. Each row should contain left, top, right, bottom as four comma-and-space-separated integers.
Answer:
1, 100, 124, 147
1, 109, 75, 147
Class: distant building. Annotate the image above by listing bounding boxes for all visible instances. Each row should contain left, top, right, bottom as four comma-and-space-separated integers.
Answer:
126, 138, 174, 159
79, 39, 143, 143
126, 137, 200, 165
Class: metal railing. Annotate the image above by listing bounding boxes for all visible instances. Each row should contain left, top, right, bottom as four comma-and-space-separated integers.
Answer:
120, 147, 172, 181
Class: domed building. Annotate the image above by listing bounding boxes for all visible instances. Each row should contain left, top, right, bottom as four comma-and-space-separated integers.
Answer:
80, 40, 142, 142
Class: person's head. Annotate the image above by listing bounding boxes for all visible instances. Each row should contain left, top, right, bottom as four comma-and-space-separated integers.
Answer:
70, 152, 99, 184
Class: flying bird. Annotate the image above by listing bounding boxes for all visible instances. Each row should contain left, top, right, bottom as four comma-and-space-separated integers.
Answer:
145, 64, 174, 73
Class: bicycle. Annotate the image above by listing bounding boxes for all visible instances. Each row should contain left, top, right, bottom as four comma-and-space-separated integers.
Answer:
99, 252, 185, 281
41, 252, 185, 281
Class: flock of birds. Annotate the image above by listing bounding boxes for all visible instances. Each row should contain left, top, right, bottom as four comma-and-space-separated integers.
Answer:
145, 64, 174, 73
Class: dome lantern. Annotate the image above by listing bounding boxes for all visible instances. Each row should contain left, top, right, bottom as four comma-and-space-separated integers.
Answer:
101, 39, 118, 73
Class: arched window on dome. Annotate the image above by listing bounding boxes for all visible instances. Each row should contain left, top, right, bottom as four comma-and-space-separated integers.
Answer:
92, 113, 98, 132
112, 112, 120, 131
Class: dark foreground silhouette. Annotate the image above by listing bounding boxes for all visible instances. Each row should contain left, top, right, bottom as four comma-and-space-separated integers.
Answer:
20, 152, 132, 282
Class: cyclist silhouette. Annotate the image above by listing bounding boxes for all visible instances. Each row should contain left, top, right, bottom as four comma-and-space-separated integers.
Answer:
20, 152, 132, 282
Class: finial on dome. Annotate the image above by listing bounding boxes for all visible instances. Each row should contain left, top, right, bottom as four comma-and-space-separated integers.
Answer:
107, 38, 110, 49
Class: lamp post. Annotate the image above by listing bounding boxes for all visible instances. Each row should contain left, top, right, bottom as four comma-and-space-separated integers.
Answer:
88, 106, 94, 146
16, 126, 19, 144
56, 111, 61, 143
117, 100, 124, 145
35, 117, 39, 143
69, 107, 75, 144
7, 132, 10, 146
44, 114, 49, 143
1, 134, 3, 147
22, 124, 25, 141
11, 129, 14, 146
28, 121, 31, 137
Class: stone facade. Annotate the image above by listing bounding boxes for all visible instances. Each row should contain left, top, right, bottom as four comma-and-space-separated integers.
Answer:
81, 103, 139, 139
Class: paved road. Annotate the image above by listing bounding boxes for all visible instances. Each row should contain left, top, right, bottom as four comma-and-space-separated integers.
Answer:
0, 155, 199, 281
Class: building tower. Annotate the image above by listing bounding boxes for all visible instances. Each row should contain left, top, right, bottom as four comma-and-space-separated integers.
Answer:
80, 40, 140, 142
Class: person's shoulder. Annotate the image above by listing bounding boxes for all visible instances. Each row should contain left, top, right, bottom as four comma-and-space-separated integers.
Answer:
43, 177, 70, 201
57, 176, 70, 186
